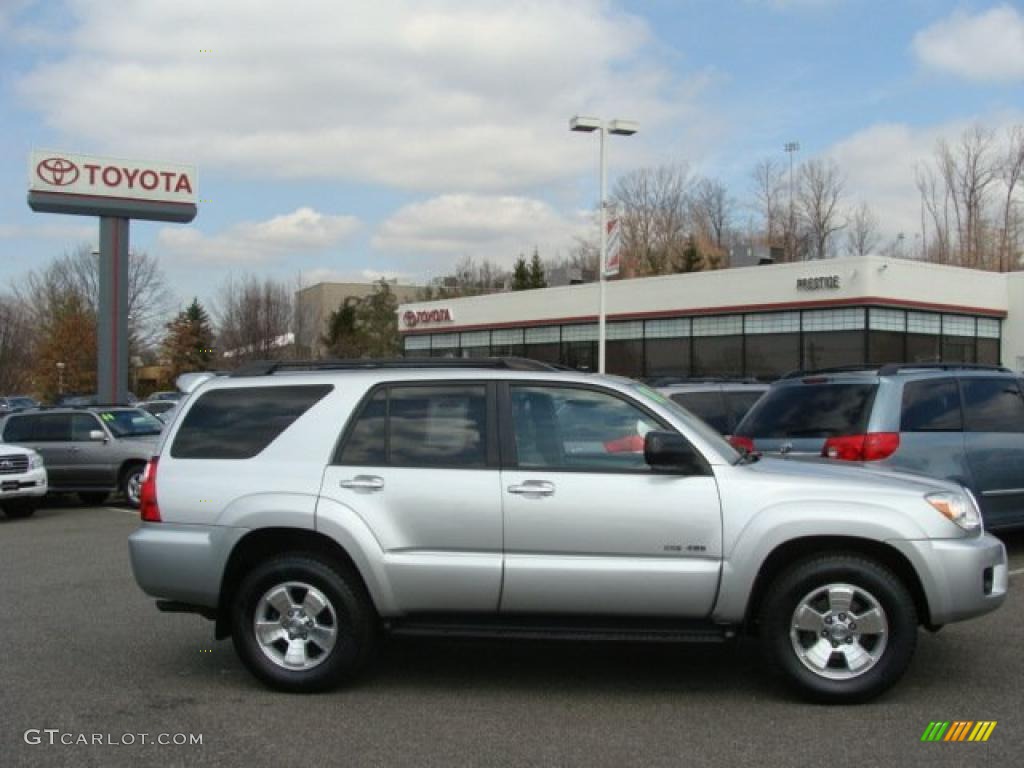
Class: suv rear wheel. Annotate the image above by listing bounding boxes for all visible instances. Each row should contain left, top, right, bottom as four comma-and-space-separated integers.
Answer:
759, 554, 917, 703
120, 464, 145, 508
230, 554, 376, 693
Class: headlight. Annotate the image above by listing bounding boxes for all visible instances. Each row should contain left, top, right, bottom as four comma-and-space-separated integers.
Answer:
925, 491, 981, 532
28, 452, 44, 470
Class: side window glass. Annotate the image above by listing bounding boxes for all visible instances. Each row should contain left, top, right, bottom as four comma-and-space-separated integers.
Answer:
3, 415, 35, 442
70, 414, 102, 441
961, 378, 1024, 433
900, 378, 962, 432
670, 391, 729, 433
337, 390, 387, 465
511, 385, 663, 471
35, 414, 72, 442
725, 391, 764, 431
389, 385, 487, 467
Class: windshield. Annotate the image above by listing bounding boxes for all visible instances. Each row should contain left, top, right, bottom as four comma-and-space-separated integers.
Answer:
96, 409, 164, 437
736, 383, 878, 439
630, 382, 740, 463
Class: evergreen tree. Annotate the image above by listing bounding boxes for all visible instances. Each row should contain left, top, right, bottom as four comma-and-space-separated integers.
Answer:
528, 247, 547, 288
512, 256, 531, 290
320, 297, 363, 357
162, 298, 215, 382
354, 280, 400, 357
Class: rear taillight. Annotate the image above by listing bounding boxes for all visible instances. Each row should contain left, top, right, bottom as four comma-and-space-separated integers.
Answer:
822, 433, 899, 462
729, 435, 756, 453
139, 457, 161, 522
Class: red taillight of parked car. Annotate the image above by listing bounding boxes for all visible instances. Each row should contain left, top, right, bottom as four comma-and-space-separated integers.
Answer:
139, 457, 161, 522
822, 433, 900, 462
728, 435, 756, 454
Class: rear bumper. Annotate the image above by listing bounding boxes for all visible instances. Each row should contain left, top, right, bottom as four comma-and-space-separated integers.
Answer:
128, 523, 247, 609
0, 468, 48, 499
889, 533, 1008, 625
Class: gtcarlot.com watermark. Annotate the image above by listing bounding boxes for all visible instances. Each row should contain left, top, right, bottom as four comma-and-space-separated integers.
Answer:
24, 729, 202, 747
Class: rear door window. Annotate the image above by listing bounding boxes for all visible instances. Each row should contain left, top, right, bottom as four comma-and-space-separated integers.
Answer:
669, 391, 729, 433
900, 378, 962, 432
724, 391, 764, 431
3, 415, 36, 442
171, 385, 333, 459
736, 383, 878, 438
961, 378, 1024, 434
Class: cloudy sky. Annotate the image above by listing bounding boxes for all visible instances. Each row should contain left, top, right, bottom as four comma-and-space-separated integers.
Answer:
1, 0, 1022, 309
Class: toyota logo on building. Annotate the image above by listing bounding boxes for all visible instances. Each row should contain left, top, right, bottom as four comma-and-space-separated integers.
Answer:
36, 157, 80, 187
403, 311, 418, 328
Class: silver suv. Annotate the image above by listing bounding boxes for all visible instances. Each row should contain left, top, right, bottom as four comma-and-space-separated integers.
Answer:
128, 359, 1008, 703
732, 364, 1024, 530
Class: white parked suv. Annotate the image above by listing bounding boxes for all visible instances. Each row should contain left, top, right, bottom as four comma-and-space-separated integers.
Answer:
128, 359, 1008, 703
0, 444, 47, 518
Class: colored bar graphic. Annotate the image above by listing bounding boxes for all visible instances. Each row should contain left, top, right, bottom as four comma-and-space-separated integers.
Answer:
921, 721, 996, 742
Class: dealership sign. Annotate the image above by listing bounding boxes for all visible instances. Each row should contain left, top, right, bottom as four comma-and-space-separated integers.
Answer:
28, 150, 197, 223
796, 275, 841, 291
403, 308, 454, 328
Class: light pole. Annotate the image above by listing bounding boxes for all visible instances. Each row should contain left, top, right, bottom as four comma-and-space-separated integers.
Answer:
570, 115, 639, 373
784, 141, 800, 260
56, 361, 65, 395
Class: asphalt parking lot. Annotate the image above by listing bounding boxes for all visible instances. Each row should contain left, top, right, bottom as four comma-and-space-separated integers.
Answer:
1, 501, 1022, 768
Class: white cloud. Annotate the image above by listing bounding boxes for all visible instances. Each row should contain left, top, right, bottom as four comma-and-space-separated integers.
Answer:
155, 207, 359, 264
300, 267, 416, 285
16, 0, 711, 192
913, 5, 1024, 83
372, 193, 587, 266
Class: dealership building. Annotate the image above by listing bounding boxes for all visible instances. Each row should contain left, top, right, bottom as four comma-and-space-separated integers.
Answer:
396, 255, 1024, 379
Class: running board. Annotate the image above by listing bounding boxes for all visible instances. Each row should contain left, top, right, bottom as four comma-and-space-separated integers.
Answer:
385, 616, 736, 644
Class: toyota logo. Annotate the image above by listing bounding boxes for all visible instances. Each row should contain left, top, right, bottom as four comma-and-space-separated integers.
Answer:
36, 157, 80, 186
403, 310, 418, 328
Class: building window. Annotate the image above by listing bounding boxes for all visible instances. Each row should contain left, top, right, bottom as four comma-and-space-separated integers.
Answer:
907, 312, 941, 335
745, 312, 800, 335
746, 334, 800, 379
607, 340, 644, 378
562, 341, 597, 370
977, 318, 1001, 339
802, 308, 865, 332
693, 336, 743, 377
491, 328, 524, 358
869, 308, 906, 332
803, 331, 866, 370
693, 315, 743, 337
645, 338, 690, 378
404, 335, 430, 352
561, 323, 598, 342
868, 331, 905, 366
525, 344, 560, 364
460, 331, 490, 348
977, 338, 1000, 365
645, 318, 690, 338
525, 326, 560, 344
608, 321, 644, 340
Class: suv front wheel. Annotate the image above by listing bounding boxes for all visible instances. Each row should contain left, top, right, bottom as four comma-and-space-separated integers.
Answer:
759, 554, 917, 703
230, 554, 376, 693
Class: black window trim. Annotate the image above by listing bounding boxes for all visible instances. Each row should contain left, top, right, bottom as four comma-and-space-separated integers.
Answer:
332, 380, 499, 470
500, 379, 711, 477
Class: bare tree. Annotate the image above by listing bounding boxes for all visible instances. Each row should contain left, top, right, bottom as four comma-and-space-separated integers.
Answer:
691, 177, 734, 250
797, 158, 846, 260
750, 158, 786, 248
612, 162, 696, 275
215, 274, 294, 364
0, 296, 32, 393
999, 125, 1024, 271
845, 202, 881, 257
936, 126, 999, 268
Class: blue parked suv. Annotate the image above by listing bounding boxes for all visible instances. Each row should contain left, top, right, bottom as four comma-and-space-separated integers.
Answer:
732, 364, 1024, 531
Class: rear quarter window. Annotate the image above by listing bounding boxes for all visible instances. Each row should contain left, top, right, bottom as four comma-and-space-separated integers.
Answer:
900, 378, 962, 432
736, 383, 878, 438
669, 391, 729, 433
171, 385, 332, 459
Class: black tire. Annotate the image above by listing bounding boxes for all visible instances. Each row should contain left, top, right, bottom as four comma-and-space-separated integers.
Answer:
3, 499, 38, 519
759, 553, 918, 704
79, 492, 109, 506
230, 553, 376, 693
120, 464, 145, 508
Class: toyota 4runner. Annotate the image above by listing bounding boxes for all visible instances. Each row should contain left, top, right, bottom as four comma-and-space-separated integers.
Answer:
129, 359, 1008, 703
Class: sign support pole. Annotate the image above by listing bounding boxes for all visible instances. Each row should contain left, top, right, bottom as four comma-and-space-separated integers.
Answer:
97, 217, 131, 404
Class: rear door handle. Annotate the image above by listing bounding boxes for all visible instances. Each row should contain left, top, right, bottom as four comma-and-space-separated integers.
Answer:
507, 480, 555, 497
339, 475, 385, 491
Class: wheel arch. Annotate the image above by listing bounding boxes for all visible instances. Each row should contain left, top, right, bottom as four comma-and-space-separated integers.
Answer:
742, 536, 932, 632
215, 527, 376, 640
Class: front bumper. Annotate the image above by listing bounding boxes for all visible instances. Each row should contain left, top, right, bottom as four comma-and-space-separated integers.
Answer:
889, 533, 1008, 625
128, 523, 248, 609
0, 468, 48, 500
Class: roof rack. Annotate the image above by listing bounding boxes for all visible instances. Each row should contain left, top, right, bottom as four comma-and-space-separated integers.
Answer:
228, 357, 567, 377
782, 362, 1013, 380
877, 362, 1013, 376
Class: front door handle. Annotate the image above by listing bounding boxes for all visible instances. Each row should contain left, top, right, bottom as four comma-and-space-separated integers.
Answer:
507, 480, 555, 497
339, 475, 385, 491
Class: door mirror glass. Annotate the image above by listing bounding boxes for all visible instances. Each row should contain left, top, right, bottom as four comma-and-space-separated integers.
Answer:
644, 431, 707, 474
88, 429, 106, 442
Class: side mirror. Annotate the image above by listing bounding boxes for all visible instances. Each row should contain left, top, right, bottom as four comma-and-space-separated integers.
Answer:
644, 431, 708, 475
88, 429, 107, 442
